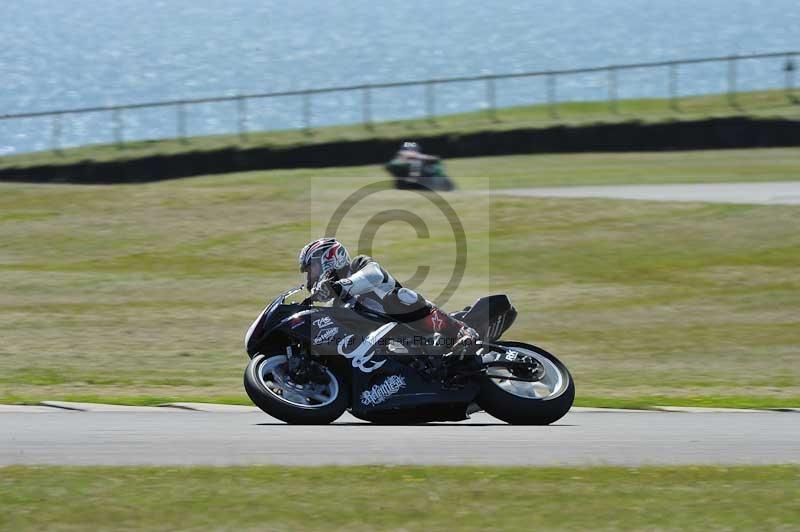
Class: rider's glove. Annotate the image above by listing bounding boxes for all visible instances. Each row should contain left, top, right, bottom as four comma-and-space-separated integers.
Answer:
312, 271, 357, 302
332, 278, 354, 300
311, 271, 337, 301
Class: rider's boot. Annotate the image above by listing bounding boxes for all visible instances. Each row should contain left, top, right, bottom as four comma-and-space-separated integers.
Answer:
415, 306, 480, 372
424, 307, 478, 351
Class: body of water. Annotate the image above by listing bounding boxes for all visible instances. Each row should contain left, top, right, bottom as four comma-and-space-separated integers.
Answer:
1, 0, 797, 154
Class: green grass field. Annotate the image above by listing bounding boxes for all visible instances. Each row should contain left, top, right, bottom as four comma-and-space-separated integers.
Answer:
1, 88, 797, 169
1, 465, 797, 531
1, 148, 799, 407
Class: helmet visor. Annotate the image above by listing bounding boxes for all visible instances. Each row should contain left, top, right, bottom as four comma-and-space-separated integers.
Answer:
303, 261, 322, 290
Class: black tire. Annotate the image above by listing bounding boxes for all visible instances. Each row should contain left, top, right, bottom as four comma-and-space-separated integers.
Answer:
244, 354, 349, 425
477, 341, 575, 425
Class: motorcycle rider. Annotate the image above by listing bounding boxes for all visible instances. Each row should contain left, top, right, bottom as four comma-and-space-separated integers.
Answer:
298, 237, 478, 355
392, 141, 440, 178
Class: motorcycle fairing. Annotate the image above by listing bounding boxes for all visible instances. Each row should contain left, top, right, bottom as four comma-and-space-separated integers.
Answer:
245, 292, 293, 356
248, 296, 389, 357
348, 355, 478, 418
451, 294, 517, 342
246, 302, 315, 357
334, 321, 396, 373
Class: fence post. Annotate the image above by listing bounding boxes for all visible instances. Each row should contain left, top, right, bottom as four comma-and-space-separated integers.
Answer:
237, 95, 248, 142
669, 63, 679, 111
112, 109, 124, 147
785, 54, 796, 102
362, 85, 373, 130
426, 81, 436, 125
177, 102, 187, 143
486, 75, 497, 122
547, 73, 558, 118
302, 90, 312, 135
608, 66, 618, 114
51, 113, 62, 155
727, 55, 738, 108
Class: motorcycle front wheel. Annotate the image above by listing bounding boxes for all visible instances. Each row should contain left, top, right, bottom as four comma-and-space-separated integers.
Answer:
244, 354, 349, 424
477, 341, 574, 425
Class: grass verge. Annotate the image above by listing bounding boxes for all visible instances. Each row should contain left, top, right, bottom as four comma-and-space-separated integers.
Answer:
1, 88, 798, 169
1, 465, 798, 531
1, 149, 798, 406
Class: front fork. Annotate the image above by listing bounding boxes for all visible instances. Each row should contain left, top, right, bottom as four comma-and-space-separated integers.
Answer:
285, 342, 330, 385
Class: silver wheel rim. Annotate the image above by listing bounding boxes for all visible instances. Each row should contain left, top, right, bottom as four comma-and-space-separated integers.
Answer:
485, 347, 567, 400
257, 355, 339, 409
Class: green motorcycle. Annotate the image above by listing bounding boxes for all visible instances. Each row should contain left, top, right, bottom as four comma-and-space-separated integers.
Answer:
385, 157, 455, 191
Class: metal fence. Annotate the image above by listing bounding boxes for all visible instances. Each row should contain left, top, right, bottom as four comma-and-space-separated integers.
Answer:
1, 51, 797, 154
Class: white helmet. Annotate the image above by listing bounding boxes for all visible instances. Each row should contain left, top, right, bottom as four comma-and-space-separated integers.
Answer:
298, 238, 350, 289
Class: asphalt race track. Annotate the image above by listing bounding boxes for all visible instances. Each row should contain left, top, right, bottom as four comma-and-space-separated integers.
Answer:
2, 407, 798, 466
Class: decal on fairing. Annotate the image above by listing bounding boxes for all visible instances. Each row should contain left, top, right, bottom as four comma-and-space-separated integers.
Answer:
337, 322, 396, 373
360, 375, 406, 406
430, 310, 444, 331
313, 327, 339, 345
313, 316, 334, 329
489, 349, 534, 365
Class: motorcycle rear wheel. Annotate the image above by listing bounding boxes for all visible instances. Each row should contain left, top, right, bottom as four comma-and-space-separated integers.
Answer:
477, 341, 574, 425
244, 354, 349, 424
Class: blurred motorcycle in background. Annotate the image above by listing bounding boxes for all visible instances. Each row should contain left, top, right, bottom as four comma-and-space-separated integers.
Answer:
385, 141, 455, 191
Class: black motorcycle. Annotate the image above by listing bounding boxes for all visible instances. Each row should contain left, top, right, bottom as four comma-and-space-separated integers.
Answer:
243, 286, 574, 425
